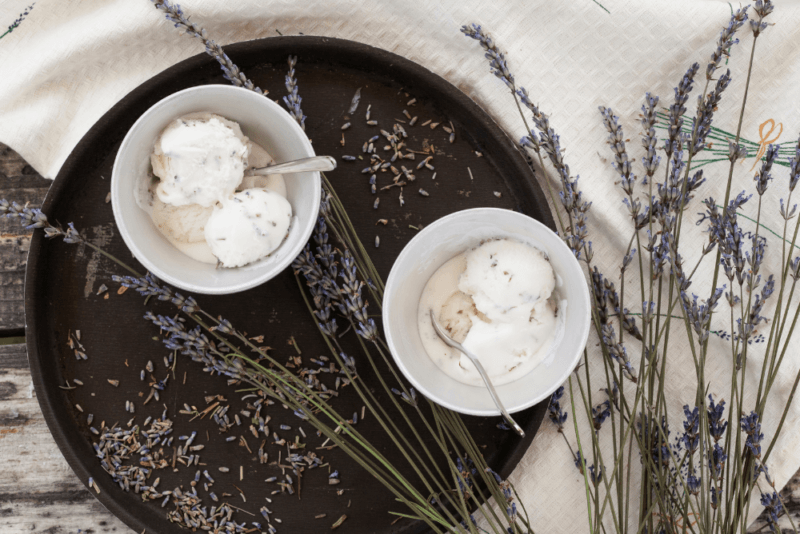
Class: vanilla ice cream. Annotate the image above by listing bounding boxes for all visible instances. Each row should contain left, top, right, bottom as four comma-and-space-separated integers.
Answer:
205, 189, 292, 268
151, 113, 250, 207
417, 238, 561, 387
135, 113, 293, 267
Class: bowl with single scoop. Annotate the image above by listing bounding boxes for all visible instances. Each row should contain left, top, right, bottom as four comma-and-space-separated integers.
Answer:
382, 208, 591, 416
111, 84, 322, 294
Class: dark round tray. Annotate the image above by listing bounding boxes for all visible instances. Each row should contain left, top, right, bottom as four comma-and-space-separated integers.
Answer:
25, 36, 555, 534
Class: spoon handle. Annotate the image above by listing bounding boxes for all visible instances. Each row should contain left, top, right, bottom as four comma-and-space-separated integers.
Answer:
429, 310, 525, 437
459, 345, 526, 438
246, 155, 337, 176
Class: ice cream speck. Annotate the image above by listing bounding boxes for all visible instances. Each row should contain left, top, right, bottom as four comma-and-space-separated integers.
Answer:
417, 238, 559, 387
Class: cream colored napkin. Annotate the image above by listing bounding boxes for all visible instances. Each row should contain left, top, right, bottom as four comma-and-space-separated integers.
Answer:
3, 0, 800, 530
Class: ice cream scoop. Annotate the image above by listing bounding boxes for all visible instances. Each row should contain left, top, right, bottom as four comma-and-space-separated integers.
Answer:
151, 113, 250, 207
204, 188, 293, 268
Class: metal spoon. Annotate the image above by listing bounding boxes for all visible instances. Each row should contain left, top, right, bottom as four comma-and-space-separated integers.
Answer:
429, 309, 525, 437
245, 155, 337, 176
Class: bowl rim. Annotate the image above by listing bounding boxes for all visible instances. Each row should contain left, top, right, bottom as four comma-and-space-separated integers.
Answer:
110, 83, 321, 295
382, 207, 591, 416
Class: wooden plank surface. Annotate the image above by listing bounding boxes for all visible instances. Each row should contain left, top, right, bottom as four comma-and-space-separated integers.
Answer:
0, 143, 799, 532
0, 343, 128, 533
0, 143, 52, 335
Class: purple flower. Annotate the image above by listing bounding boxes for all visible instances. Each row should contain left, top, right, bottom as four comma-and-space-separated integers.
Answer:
547, 386, 568, 430
691, 70, 732, 155
707, 395, 728, 442
681, 405, 700, 454
591, 400, 611, 431
706, 6, 749, 79
741, 411, 764, 459
150, 1, 266, 95
754, 144, 779, 195
460, 24, 515, 89
665, 63, 699, 157
599, 106, 636, 195
283, 55, 306, 130
760, 491, 784, 532
5, 3, 34, 34
751, 0, 774, 36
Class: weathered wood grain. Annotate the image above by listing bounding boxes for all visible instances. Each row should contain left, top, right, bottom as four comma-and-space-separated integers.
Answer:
0, 343, 129, 533
0, 143, 51, 334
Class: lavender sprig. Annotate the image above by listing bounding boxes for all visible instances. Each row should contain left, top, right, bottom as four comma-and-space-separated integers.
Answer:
599, 106, 636, 195
1, 199, 82, 244
3, 3, 34, 37
706, 6, 749, 80
728, 141, 748, 162
742, 411, 765, 459
665, 63, 699, 158
640, 93, 661, 179
150, 0, 266, 95
459, 24, 514, 89
751, 0, 774, 37
601, 324, 637, 382
691, 70, 732, 155
789, 135, 800, 192
754, 144, 779, 196
681, 405, 700, 454
283, 55, 306, 130
707, 395, 728, 442
759, 491, 784, 532
547, 386, 568, 431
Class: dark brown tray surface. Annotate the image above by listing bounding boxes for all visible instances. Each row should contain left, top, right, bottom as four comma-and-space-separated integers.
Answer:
25, 36, 554, 534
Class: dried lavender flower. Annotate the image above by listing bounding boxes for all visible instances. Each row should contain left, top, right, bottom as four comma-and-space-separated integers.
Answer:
4, 3, 34, 36
707, 395, 728, 442
706, 6, 749, 79
759, 491, 784, 531
728, 141, 748, 162
754, 143, 779, 195
460, 24, 514, 89
283, 55, 306, 130
599, 106, 636, 195
547, 386, 568, 430
691, 70, 732, 155
150, 0, 266, 95
751, 0, 774, 37
640, 93, 661, 178
665, 63, 700, 157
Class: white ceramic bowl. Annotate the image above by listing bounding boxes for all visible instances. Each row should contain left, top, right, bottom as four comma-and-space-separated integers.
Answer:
111, 85, 321, 295
382, 208, 591, 416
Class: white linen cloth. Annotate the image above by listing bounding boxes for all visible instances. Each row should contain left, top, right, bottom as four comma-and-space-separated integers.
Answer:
3, 0, 800, 530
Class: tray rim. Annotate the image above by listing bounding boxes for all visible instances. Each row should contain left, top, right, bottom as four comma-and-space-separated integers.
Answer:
24, 34, 555, 534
